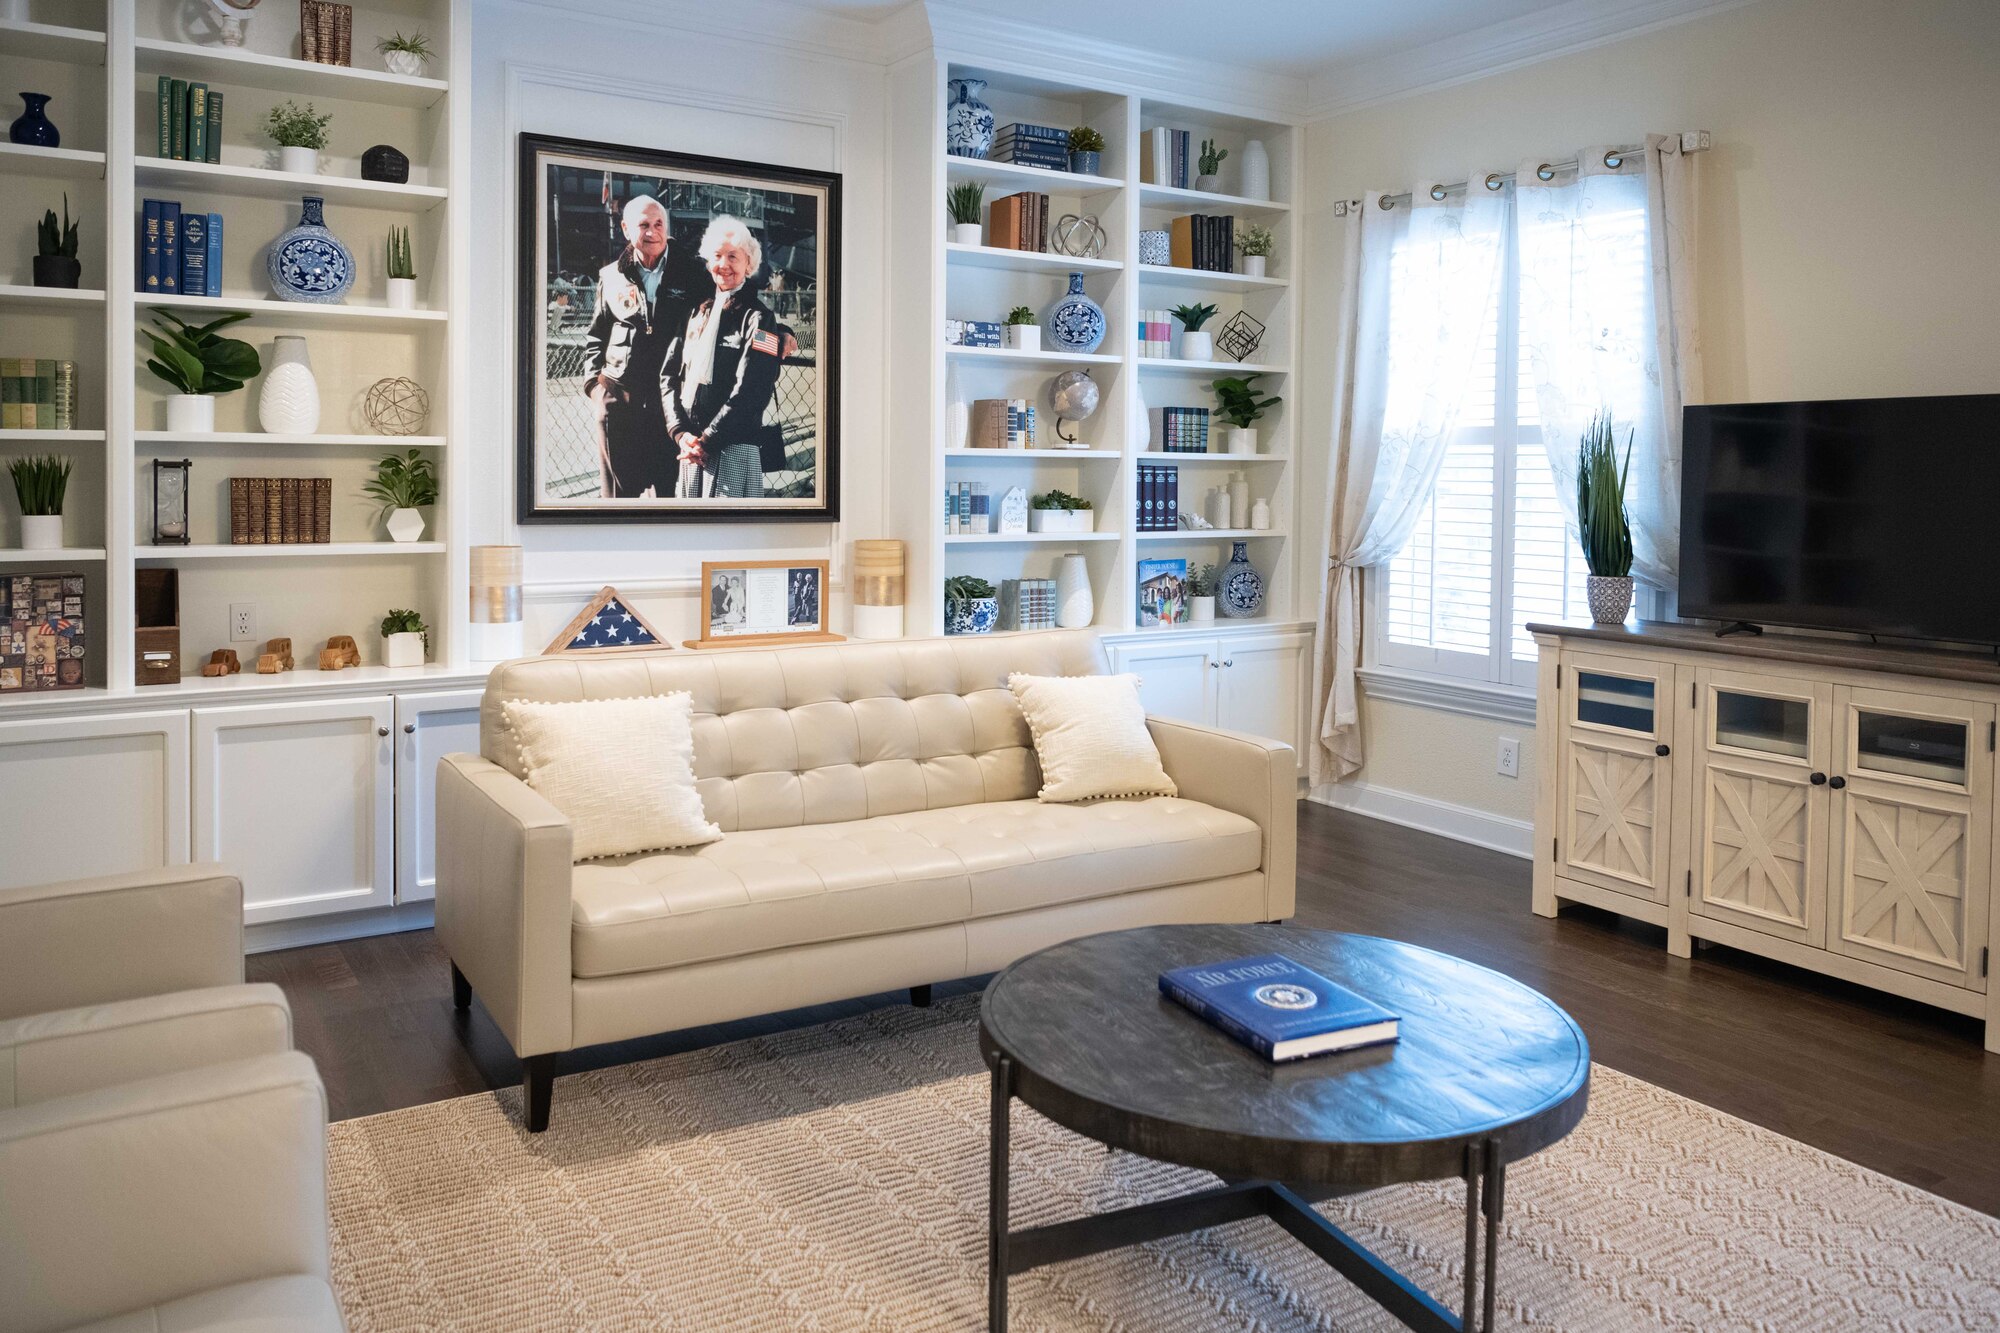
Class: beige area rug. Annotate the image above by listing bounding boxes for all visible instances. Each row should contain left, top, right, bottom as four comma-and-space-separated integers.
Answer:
328, 997, 2000, 1331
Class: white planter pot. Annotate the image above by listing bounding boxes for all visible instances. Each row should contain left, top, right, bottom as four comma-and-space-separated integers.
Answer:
1190, 595, 1216, 623
257, 335, 320, 434
953, 222, 983, 246
279, 145, 318, 175
1241, 255, 1267, 278
382, 631, 425, 668
386, 277, 417, 310
165, 394, 214, 433
19, 514, 62, 550
385, 507, 426, 543
1179, 331, 1214, 362
1003, 325, 1040, 352
1194, 174, 1222, 193
382, 49, 426, 77
1055, 553, 1093, 629
1028, 509, 1093, 534
1226, 426, 1257, 456
1240, 139, 1270, 201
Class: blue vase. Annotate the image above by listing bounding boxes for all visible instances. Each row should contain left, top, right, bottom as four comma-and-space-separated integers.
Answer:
945, 78, 994, 159
9, 93, 58, 147
947, 597, 997, 635
267, 195, 354, 304
1044, 272, 1106, 354
1219, 541, 1265, 618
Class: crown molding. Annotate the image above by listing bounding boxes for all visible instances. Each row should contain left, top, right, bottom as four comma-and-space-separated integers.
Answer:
1303, 0, 1766, 120
490, 0, 894, 68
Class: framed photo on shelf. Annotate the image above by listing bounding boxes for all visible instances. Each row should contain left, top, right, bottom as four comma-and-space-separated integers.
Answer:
688, 559, 843, 649
515, 131, 842, 525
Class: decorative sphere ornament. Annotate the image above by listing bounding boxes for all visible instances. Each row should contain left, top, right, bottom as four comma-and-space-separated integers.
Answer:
364, 376, 430, 435
1051, 214, 1107, 259
1046, 370, 1100, 444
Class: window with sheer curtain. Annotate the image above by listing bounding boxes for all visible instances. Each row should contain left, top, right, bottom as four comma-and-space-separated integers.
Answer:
1373, 185, 1651, 691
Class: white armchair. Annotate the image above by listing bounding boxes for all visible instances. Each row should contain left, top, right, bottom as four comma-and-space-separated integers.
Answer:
0, 866, 344, 1333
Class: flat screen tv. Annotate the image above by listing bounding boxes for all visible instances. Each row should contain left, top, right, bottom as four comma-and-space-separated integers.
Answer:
1679, 393, 2000, 646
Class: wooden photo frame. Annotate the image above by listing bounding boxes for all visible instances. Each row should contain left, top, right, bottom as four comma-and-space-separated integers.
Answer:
687, 559, 844, 650
544, 586, 670, 654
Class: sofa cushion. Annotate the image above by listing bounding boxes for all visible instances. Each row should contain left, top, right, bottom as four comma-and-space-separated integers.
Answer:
504, 693, 720, 860
1008, 672, 1177, 803
569, 796, 1262, 978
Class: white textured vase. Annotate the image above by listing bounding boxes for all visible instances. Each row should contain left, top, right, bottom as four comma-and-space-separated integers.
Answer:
166, 394, 214, 432
382, 631, 425, 667
19, 514, 61, 550
257, 336, 320, 434
386, 507, 425, 543
1240, 139, 1270, 201
382, 50, 425, 77
279, 145, 317, 175
1055, 553, 1093, 629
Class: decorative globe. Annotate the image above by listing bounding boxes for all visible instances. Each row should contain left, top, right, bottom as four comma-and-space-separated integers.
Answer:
364, 377, 430, 435
1047, 370, 1100, 422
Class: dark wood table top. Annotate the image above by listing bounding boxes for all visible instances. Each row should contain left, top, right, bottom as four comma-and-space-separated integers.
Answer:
979, 924, 1590, 1188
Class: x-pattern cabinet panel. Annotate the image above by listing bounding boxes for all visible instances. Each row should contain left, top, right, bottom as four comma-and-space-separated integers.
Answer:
1556, 651, 1676, 906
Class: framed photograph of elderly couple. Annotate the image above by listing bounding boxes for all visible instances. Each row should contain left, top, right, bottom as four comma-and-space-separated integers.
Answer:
515, 132, 842, 523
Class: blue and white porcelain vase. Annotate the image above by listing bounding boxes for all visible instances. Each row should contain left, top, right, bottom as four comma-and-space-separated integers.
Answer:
1044, 272, 1106, 354
9, 92, 58, 147
267, 195, 353, 304
947, 596, 998, 635
945, 78, 995, 159
1218, 541, 1265, 618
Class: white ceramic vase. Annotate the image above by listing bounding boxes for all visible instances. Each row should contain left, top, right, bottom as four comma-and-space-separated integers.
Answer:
1180, 330, 1214, 361
1190, 594, 1216, 623
953, 222, 983, 246
279, 145, 317, 175
1226, 426, 1257, 456
1229, 472, 1250, 529
1240, 139, 1270, 201
385, 507, 425, 543
382, 631, 425, 667
257, 335, 320, 434
1003, 325, 1040, 352
386, 276, 417, 310
19, 514, 62, 550
1250, 498, 1271, 531
166, 394, 214, 432
383, 49, 425, 77
1055, 553, 1093, 629
1241, 255, 1267, 278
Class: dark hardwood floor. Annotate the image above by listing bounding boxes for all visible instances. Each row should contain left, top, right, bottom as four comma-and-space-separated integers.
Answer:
249, 802, 2000, 1216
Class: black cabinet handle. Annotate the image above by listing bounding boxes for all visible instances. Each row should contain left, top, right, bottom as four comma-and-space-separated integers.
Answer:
1829, 775, 1847, 790
1810, 771, 1827, 786
1654, 743, 1671, 756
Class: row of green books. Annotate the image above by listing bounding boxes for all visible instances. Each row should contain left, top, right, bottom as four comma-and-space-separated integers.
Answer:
156, 76, 223, 164
0, 359, 78, 430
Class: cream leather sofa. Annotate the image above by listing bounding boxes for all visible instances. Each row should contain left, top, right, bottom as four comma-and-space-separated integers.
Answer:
437, 629, 1296, 1131
0, 866, 343, 1333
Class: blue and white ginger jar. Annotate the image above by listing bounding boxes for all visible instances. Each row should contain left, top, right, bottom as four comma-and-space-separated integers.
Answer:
267, 195, 353, 304
1218, 541, 1265, 618
945, 78, 995, 159
947, 596, 998, 635
1044, 272, 1106, 354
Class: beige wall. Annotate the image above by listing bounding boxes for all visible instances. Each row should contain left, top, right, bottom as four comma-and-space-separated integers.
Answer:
1301, 0, 2000, 830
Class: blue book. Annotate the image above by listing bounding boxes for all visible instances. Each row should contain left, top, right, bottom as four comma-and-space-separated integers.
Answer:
158, 201, 181, 294
206, 212, 223, 296
140, 199, 163, 292
179, 211, 207, 297
1159, 954, 1400, 1062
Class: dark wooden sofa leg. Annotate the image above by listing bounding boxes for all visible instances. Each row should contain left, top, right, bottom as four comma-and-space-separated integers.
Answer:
522, 1054, 556, 1133
450, 961, 472, 1010
910, 984, 932, 1008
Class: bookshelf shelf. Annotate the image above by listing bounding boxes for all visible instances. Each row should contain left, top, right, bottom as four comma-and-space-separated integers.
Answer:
944, 531, 1119, 545
135, 542, 448, 561
133, 431, 447, 450
1137, 451, 1287, 463
0, 18, 109, 65
944, 448, 1121, 460
0, 142, 108, 181
134, 37, 450, 109
0, 548, 108, 564
135, 158, 449, 211
944, 156, 1121, 194
945, 242, 1120, 275
1138, 184, 1290, 214
1136, 263, 1288, 291
0, 285, 109, 310
946, 345, 1119, 367
136, 292, 449, 329
1135, 528, 1286, 542
0, 429, 107, 444
1139, 358, 1290, 375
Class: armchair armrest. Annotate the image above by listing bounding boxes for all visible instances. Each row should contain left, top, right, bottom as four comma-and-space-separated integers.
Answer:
0, 1051, 328, 1333
434, 753, 575, 1057
1148, 717, 1297, 920
0, 983, 291, 1109
0, 865, 242, 1023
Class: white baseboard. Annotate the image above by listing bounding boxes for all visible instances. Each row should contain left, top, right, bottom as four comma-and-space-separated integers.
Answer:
1308, 781, 1532, 860
245, 901, 435, 954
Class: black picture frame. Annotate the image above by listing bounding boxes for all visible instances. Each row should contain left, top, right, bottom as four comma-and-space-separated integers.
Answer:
515, 132, 842, 524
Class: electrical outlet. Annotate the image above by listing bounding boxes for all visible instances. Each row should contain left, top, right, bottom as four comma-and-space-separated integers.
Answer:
1497, 737, 1521, 779
230, 602, 256, 642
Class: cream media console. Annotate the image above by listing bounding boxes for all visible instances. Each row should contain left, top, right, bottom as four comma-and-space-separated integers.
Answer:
1532, 621, 2000, 1053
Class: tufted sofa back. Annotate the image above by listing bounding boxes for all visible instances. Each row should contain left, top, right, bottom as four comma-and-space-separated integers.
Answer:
481, 630, 1109, 832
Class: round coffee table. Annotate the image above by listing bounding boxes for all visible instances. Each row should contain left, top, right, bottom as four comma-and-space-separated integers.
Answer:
978, 923, 1589, 1333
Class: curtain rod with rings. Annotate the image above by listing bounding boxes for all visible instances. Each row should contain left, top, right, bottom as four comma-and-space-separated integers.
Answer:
1330, 144, 1646, 216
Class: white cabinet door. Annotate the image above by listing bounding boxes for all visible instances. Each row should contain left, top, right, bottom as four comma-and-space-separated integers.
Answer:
192, 696, 395, 925
394, 689, 484, 904
1557, 651, 1677, 904
1215, 632, 1310, 762
0, 710, 190, 890
1110, 637, 1218, 725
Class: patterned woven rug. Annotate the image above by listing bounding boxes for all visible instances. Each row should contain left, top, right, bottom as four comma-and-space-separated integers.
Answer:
328, 996, 2000, 1331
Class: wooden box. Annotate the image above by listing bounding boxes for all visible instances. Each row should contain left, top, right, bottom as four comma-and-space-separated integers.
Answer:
135, 567, 180, 686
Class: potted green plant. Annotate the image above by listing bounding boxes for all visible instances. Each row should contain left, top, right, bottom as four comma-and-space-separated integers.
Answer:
376, 30, 435, 77
1187, 562, 1217, 622
379, 607, 429, 667
8, 454, 71, 550
1003, 304, 1039, 353
946, 180, 984, 246
1238, 223, 1274, 278
944, 574, 997, 635
1577, 409, 1636, 623
1029, 487, 1093, 534
364, 448, 439, 543
33, 193, 80, 289
1172, 302, 1218, 361
142, 307, 261, 432
385, 225, 417, 310
1195, 137, 1228, 192
1067, 125, 1105, 176
1211, 373, 1282, 454
266, 99, 331, 175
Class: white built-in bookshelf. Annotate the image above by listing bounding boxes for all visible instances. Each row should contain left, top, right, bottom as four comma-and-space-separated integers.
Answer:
0, 0, 468, 702
888, 59, 1300, 637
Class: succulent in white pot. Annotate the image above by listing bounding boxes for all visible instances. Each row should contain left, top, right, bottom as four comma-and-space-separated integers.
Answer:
1173, 302, 1218, 362
1028, 489, 1094, 533
385, 224, 418, 310
143, 307, 261, 434
1188, 562, 1217, 622
365, 448, 438, 543
380, 608, 428, 668
1238, 223, 1274, 278
266, 100, 331, 176
8, 454, 71, 550
376, 30, 434, 78
1577, 409, 1637, 625
1002, 305, 1039, 352
946, 180, 984, 247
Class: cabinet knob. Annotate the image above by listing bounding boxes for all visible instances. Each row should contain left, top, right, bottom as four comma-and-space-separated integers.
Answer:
1810, 771, 1827, 785
1222, 659, 1234, 668
404, 723, 416, 734
1654, 743, 1670, 757
1828, 775, 1846, 790
377, 726, 390, 737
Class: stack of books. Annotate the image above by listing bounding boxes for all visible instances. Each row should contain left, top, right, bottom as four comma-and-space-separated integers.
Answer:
944, 319, 1002, 348
1138, 309, 1178, 358
1136, 462, 1181, 530
155, 77, 223, 164
985, 192, 1049, 252
969, 398, 1036, 449
229, 478, 333, 544
1150, 406, 1211, 453
944, 481, 990, 535
1000, 578, 1057, 630
991, 123, 1068, 170
1140, 127, 1192, 189
0, 360, 77, 429
139, 201, 224, 297
1169, 215, 1235, 272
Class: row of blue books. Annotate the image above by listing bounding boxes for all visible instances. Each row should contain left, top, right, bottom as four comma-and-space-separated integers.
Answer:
1136, 462, 1180, 531
991, 122, 1068, 169
139, 201, 224, 297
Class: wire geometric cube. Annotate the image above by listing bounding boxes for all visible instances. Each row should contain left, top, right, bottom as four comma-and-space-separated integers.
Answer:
364, 377, 431, 436
1216, 310, 1268, 363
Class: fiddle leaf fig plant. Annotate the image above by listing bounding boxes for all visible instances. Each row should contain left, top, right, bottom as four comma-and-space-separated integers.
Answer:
143, 309, 261, 396
362, 448, 439, 516
1211, 373, 1281, 429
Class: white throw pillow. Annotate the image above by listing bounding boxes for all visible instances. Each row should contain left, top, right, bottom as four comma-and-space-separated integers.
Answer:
1007, 672, 1177, 804
502, 692, 721, 861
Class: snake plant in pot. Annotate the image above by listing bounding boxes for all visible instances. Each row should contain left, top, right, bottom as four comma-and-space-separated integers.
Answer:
1577, 410, 1636, 623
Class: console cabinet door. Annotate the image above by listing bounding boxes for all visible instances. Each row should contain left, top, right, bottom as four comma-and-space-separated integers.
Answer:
1214, 631, 1310, 766
192, 697, 395, 924
0, 710, 190, 890
394, 689, 484, 904
1688, 668, 1831, 946
1828, 686, 1992, 991
1110, 637, 1218, 726
1557, 652, 1676, 903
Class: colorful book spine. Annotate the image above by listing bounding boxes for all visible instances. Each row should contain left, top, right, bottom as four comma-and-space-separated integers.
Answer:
179, 211, 208, 298
204, 90, 223, 164
141, 199, 163, 292
186, 83, 208, 164
156, 76, 173, 158
158, 202, 181, 293
168, 79, 187, 160
206, 212, 223, 295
